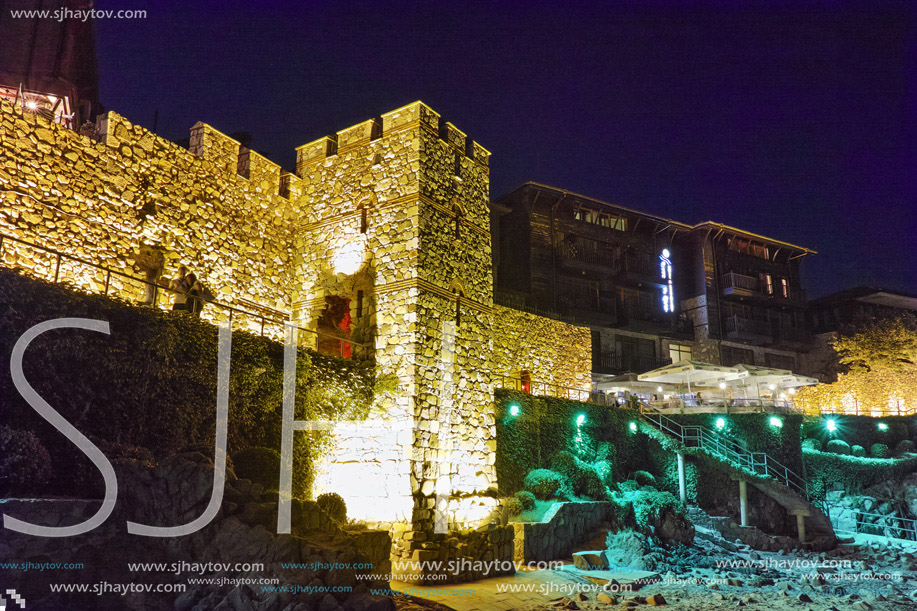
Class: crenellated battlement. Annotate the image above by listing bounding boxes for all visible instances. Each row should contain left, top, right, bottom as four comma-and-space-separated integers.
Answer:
294, 101, 490, 175
96, 111, 290, 200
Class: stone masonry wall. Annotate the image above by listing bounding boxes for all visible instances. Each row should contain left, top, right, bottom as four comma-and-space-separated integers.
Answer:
0, 99, 296, 335
511, 501, 610, 563
491, 304, 592, 392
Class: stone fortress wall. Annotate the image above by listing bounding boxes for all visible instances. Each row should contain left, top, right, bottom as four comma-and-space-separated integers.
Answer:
0, 99, 592, 571
0, 99, 297, 334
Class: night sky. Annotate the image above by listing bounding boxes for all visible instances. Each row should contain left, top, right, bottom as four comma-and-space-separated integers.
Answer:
94, 0, 916, 298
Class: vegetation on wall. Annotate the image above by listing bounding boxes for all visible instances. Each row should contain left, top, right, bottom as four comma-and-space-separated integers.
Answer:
0, 269, 379, 498
798, 317, 917, 415
801, 414, 916, 453
803, 448, 917, 498
494, 389, 644, 495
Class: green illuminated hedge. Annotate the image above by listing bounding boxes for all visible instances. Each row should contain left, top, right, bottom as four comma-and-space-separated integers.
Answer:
0, 268, 378, 498
494, 389, 645, 494
801, 415, 916, 453
803, 448, 917, 497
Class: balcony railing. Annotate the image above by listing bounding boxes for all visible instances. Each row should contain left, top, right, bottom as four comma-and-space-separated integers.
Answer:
597, 352, 672, 374
724, 315, 771, 338
616, 250, 656, 278
621, 297, 670, 325
722, 271, 761, 295
558, 239, 617, 268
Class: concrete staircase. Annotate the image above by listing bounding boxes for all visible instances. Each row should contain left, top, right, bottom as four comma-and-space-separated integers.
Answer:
642, 411, 835, 548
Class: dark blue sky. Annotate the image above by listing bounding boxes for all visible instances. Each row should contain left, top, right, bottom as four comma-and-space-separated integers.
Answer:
95, 0, 916, 298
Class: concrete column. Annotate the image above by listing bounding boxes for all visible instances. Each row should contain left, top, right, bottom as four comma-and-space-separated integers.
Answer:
738, 479, 748, 527
796, 513, 806, 544
676, 452, 687, 504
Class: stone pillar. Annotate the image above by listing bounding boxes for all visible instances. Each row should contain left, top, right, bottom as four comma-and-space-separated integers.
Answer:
794, 512, 807, 544
738, 479, 748, 527
676, 452, 687, 504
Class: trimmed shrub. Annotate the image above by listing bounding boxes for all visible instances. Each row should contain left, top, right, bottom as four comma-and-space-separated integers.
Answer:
802, 438, 822, 452
514, 490, 536, 511
804, 448, 917, 497
232, 447, 281, 490
633, 470, 657, 488
851, 445, 866, 457
0, 426, 53, 496
316, 492, 347, 523
617, 480, 639, 493
523, 469, 566, 500
826, 440, 851, 455
871, 443, 890, 459
894, 440, 915, 456
504, 497, 523, 518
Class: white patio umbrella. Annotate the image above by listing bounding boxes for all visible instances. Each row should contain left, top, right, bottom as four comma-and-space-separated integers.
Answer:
594, 373, 674, 394
726, 365, 819, 405
638, 360, 741, 399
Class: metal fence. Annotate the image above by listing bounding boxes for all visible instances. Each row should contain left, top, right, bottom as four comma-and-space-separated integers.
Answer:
0, 230, 372, 359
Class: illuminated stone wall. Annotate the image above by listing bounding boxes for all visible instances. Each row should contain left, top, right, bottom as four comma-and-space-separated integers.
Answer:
0, 98, 296, 335
490, 304, 592, 391
0, 100, 592, 555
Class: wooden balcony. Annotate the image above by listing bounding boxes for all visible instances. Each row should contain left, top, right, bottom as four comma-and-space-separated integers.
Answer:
724, 314, 772, 344
721, 272, 762, 297
615, 250, 659, 284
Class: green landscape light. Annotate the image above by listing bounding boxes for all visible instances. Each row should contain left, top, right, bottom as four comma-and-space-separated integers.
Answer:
576, 413, 586, 427
629, 421, 638, 432
826, 419, 837, 433
508, 404, 520, 417
769, 416, 783, 428
715, 417, 726, 430
877, 422, 888, 431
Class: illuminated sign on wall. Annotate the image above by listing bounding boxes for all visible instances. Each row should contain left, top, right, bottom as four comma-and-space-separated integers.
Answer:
660, 248, 674, 313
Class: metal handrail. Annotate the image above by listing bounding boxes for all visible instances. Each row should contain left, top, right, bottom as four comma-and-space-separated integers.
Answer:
847, 509, 917, 541
0, 230, 372, 357
642, 409, 811, 500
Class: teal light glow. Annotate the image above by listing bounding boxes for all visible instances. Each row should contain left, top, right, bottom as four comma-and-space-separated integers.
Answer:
877, 422, 888, 431
715, 417, 726, 430
826, 419, 837, 433
769, 416, 783, 428
509, 404, 520, 417
576, 413, 586, 427
629, 421, 638, 433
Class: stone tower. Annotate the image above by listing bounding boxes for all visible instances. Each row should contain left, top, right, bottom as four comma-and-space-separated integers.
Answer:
292, 102, 500, 537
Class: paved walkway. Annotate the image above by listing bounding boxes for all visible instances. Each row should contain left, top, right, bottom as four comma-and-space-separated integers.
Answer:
391, 568, 589, 611
391, 566, 657, 611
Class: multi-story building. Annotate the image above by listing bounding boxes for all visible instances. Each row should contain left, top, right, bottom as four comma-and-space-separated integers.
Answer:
491, 182, 817, 382
802, 286, 917, 381
0, 0, 100, 127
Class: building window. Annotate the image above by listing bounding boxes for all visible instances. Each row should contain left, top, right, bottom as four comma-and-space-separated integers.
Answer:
356, 290, 364, 318
721, 345, 755, 367
763, 273, 774, 295
360, 207, 368, 233
780, 278, 789, 298
453, 204, 462, 239
669, 343, 692, 363
728, 237, 770, 260
765, 352, 796, 371
574, 206, 627, 231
